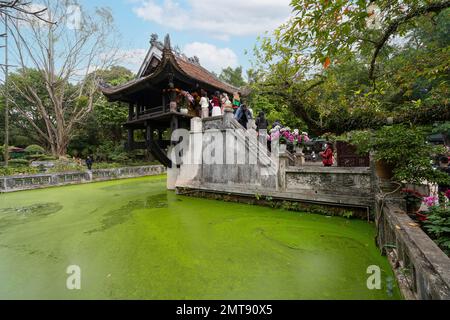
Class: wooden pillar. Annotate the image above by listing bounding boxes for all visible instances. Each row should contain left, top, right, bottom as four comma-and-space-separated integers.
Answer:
128, 104, 133, 121
170, 115, 179, 137
127, 128, 134, 150
146, 121, 153, 143
137, 105, 141, 117
134, 104, 138, 120
162, 93, 167, 113
168, 80, 177, 112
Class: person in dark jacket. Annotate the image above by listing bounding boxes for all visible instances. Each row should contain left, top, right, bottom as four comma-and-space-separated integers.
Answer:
86, 156, 94, 171
255, 111, 269, 131
235, 104, 253, 129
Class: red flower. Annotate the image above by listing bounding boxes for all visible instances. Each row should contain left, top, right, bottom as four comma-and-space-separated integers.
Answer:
416, 212, 428, 222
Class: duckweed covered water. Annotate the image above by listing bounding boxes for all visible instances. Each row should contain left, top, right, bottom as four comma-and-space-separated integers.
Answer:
0, 176, 401, 300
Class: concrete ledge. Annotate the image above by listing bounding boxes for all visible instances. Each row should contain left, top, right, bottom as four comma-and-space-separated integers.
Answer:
0, 165, 166, 193
177, 185, 372, 219
286, 166, 371, 175
177, 182, 374, 208
377, 202, 450, 300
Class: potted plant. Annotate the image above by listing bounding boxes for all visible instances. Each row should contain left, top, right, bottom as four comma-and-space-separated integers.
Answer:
268, 126, 290, 153
401, 189, 423, 216
294, 130, 310, 154
280, 128, 295, 148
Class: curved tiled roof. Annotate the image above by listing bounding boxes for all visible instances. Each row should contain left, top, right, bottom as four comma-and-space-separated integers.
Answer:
99, 35, 238, 100
174, 56, 237, 94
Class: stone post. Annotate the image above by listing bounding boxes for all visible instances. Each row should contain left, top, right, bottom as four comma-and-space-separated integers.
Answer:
294, 147, 305, 167
278, 152, 292, 192
247, 119, 256, 131
223, 108, 234, 128
167, 165, 180, 191
191, 117, 203, 133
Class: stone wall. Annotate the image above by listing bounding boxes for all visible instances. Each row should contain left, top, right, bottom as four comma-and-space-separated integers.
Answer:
175, 112, 278, 192
282, 166, 375, 208
376, 201, 450, 300
175, 114, 375, 211
0, 165, 166, 193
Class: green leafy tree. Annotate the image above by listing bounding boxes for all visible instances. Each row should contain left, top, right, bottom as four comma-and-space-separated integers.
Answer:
219, 66, 246, 88
251, 0, 450, 135
68, 66, 134, 158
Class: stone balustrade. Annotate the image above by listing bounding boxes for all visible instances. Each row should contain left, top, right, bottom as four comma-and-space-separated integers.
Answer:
377, 201, 450, 300
0, 165, 166, 193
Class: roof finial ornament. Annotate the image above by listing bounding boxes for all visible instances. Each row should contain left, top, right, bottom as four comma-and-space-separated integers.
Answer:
150, 33, 158, 44
164, 34, 171, 50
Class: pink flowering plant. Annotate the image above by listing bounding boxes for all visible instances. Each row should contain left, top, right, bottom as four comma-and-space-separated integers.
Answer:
423, 192, 450, 256
423, 196, 439, 208
267, 126, 281, 142
268, 127, 310, 148
268, 126, 294, 145
294, 130, 310, 147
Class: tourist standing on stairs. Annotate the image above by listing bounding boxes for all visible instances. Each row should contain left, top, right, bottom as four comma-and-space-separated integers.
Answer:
233, 92, 241, 114
320, 143, 335, 167
235, 104, 252, 129
256, 111, 269, 152
255, 111, 268, 131
211, 91, 222, 117
221, 93, 231, 114
200, 90, 210, 119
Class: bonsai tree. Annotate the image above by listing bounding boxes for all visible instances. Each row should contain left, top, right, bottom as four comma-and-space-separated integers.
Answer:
25, 145, 47, 161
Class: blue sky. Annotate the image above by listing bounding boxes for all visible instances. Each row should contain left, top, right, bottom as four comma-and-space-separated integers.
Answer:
80, 0, 292, 75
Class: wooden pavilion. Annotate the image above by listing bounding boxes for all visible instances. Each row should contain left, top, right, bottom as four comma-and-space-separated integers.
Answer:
99, 34, 237, 167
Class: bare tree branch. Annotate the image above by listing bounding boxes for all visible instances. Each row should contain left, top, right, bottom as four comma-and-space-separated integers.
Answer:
7, 0, 118, 156
369, 0, 450, 80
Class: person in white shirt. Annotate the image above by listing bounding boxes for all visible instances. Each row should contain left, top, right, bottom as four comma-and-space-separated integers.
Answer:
211, 91, 222, 117
200, 90, 210, 119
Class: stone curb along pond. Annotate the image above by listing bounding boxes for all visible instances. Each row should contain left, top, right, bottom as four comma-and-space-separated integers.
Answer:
0, 165, 166, 193
0, 175, 401, 300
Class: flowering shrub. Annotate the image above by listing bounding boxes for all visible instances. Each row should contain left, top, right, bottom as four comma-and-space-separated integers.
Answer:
424, 203, 450, 256
421, 192, 450, 256
268, 126, 310, 146
423, 196, 439, 208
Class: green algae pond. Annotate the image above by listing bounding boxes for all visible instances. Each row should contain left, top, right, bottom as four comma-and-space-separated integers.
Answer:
0, 175, 401, 300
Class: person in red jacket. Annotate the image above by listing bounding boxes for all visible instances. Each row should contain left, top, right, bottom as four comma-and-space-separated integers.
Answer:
320, 143, 335, 167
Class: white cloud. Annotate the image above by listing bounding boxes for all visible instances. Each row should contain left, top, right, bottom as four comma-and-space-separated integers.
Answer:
183, 42, 238, 74
132, 0, 292, 39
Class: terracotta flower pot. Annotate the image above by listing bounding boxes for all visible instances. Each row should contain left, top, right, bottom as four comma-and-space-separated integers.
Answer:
375, 160, 394, 180
406, 200, 422, 216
